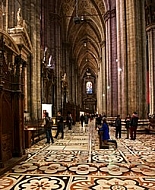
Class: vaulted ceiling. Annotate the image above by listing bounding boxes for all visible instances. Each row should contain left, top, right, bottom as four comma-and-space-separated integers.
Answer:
60, 0, 106, 78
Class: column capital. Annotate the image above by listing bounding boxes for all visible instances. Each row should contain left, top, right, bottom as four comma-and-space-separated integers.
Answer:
103, 8, 116, 22
146, 24, 155, 32
145, 2, 155, 26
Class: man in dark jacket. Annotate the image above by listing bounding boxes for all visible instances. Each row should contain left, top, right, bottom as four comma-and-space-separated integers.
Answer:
66, 113, 73, 130
130, 112, 139, 140
115, 115, 122, 139
44, 112, 54, 144
55, 111, 64, 139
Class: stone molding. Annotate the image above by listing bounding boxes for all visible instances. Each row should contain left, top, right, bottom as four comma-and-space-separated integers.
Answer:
146, 24, 155, 32
103, 8, 116, 22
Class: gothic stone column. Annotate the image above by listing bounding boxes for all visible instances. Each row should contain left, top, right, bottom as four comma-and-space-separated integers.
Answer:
104, 8, 118, 116
0, 37, 4, 167
117, 0, 147, 118
101, 41, 107, 114
147, 26, 155, 115
145, 1, 155, 114
116, 0, 128, 117
26, 0, 41, 119
0, 2, 3, 29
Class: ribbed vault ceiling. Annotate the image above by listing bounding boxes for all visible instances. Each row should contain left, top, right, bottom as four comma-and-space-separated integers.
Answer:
60, 0, 106, 78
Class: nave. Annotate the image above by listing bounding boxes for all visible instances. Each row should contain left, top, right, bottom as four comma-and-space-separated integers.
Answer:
0, 121, 155, 189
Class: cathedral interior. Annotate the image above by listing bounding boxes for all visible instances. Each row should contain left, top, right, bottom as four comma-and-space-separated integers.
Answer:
0, 0, 155, 189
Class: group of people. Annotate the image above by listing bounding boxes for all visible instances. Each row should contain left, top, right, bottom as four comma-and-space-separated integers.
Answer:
43, 111, 73, 144
44, 110, 139, 145
80, 114, 89, 127
96, 111, 139, 146
115, 112, 139, 140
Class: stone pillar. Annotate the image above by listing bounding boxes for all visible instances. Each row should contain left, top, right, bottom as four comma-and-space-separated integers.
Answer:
54, 15, 62, 112
104, 8, 118, 116
97, 64, 102, 114
5, 0, 8, 31
0, 2, 2, 29
71, 62, 76, 103
75, 66, 78, 105
147, 27, 155, 115
63, 42, 71, 102
0, 35, 4, 167
145, 1, 155, 115
116, 0, 147, 118
25, 0, 41, 119
116, 0, 128, 117
36, 1, 42, 119
101, 41, 107, 114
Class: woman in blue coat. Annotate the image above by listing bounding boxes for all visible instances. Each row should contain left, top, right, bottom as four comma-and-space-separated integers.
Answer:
99, 118, 110, 144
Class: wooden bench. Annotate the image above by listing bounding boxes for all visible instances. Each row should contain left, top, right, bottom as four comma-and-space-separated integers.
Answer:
98, 131, 117, 149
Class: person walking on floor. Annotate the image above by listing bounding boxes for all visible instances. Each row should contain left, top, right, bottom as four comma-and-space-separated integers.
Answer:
80, 114, 85, 127
115, 115, 122, 139
84, 113, 89, 125
55, 111, 64, 139
130, 112, 139, 140
44, 112, 54, 144
125, 114, 131, 139
66, 112, 73, 130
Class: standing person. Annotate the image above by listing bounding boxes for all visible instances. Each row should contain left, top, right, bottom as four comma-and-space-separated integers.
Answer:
130, 112, 139, 140
84, 113, 88, 125
44, 112, 54, 144
80, 114, 85, 127
115, 115, 122, 139
125, 114, 131, 139
99, 118, 110, 145
66, 112, 73, 130
96, 114, 102, 130
55, 111, 64, 139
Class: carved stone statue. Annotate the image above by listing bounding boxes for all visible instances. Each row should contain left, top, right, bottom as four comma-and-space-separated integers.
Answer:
17, 8, 23, 27
61, 73, 67, 88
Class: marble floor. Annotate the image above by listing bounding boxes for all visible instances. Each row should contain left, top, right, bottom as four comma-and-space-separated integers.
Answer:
0, 120, 155, 189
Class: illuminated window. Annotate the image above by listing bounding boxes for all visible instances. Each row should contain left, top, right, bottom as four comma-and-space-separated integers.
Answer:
86, 81, 92, 94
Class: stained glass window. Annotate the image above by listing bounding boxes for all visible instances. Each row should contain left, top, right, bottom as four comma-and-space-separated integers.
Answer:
86, 81, 92, 94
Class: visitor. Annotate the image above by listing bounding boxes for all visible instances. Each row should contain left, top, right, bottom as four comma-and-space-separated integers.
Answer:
99, 118, 110, 145
66, 112, 73, 130
125, 114, 131, 139
115, 115, 122, 139
44, 112, 54, 144
80, 114, 85, 127
130, 112, 139, 140
55, 111, 64, 139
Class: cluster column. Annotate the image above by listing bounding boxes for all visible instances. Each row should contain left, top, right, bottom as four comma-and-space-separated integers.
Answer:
147, 26, 155, 114
145, 1, 155, 114
104, 8, 117, 116
116, 0, 147, 118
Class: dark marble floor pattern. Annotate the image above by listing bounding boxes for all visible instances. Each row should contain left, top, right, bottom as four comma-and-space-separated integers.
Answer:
0, 121, 155, 189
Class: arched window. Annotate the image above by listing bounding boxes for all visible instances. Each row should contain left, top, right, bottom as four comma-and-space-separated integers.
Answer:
86, 81, 92, 94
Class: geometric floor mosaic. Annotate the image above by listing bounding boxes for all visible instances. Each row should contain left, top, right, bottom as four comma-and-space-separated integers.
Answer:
0, 120, 155, 189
